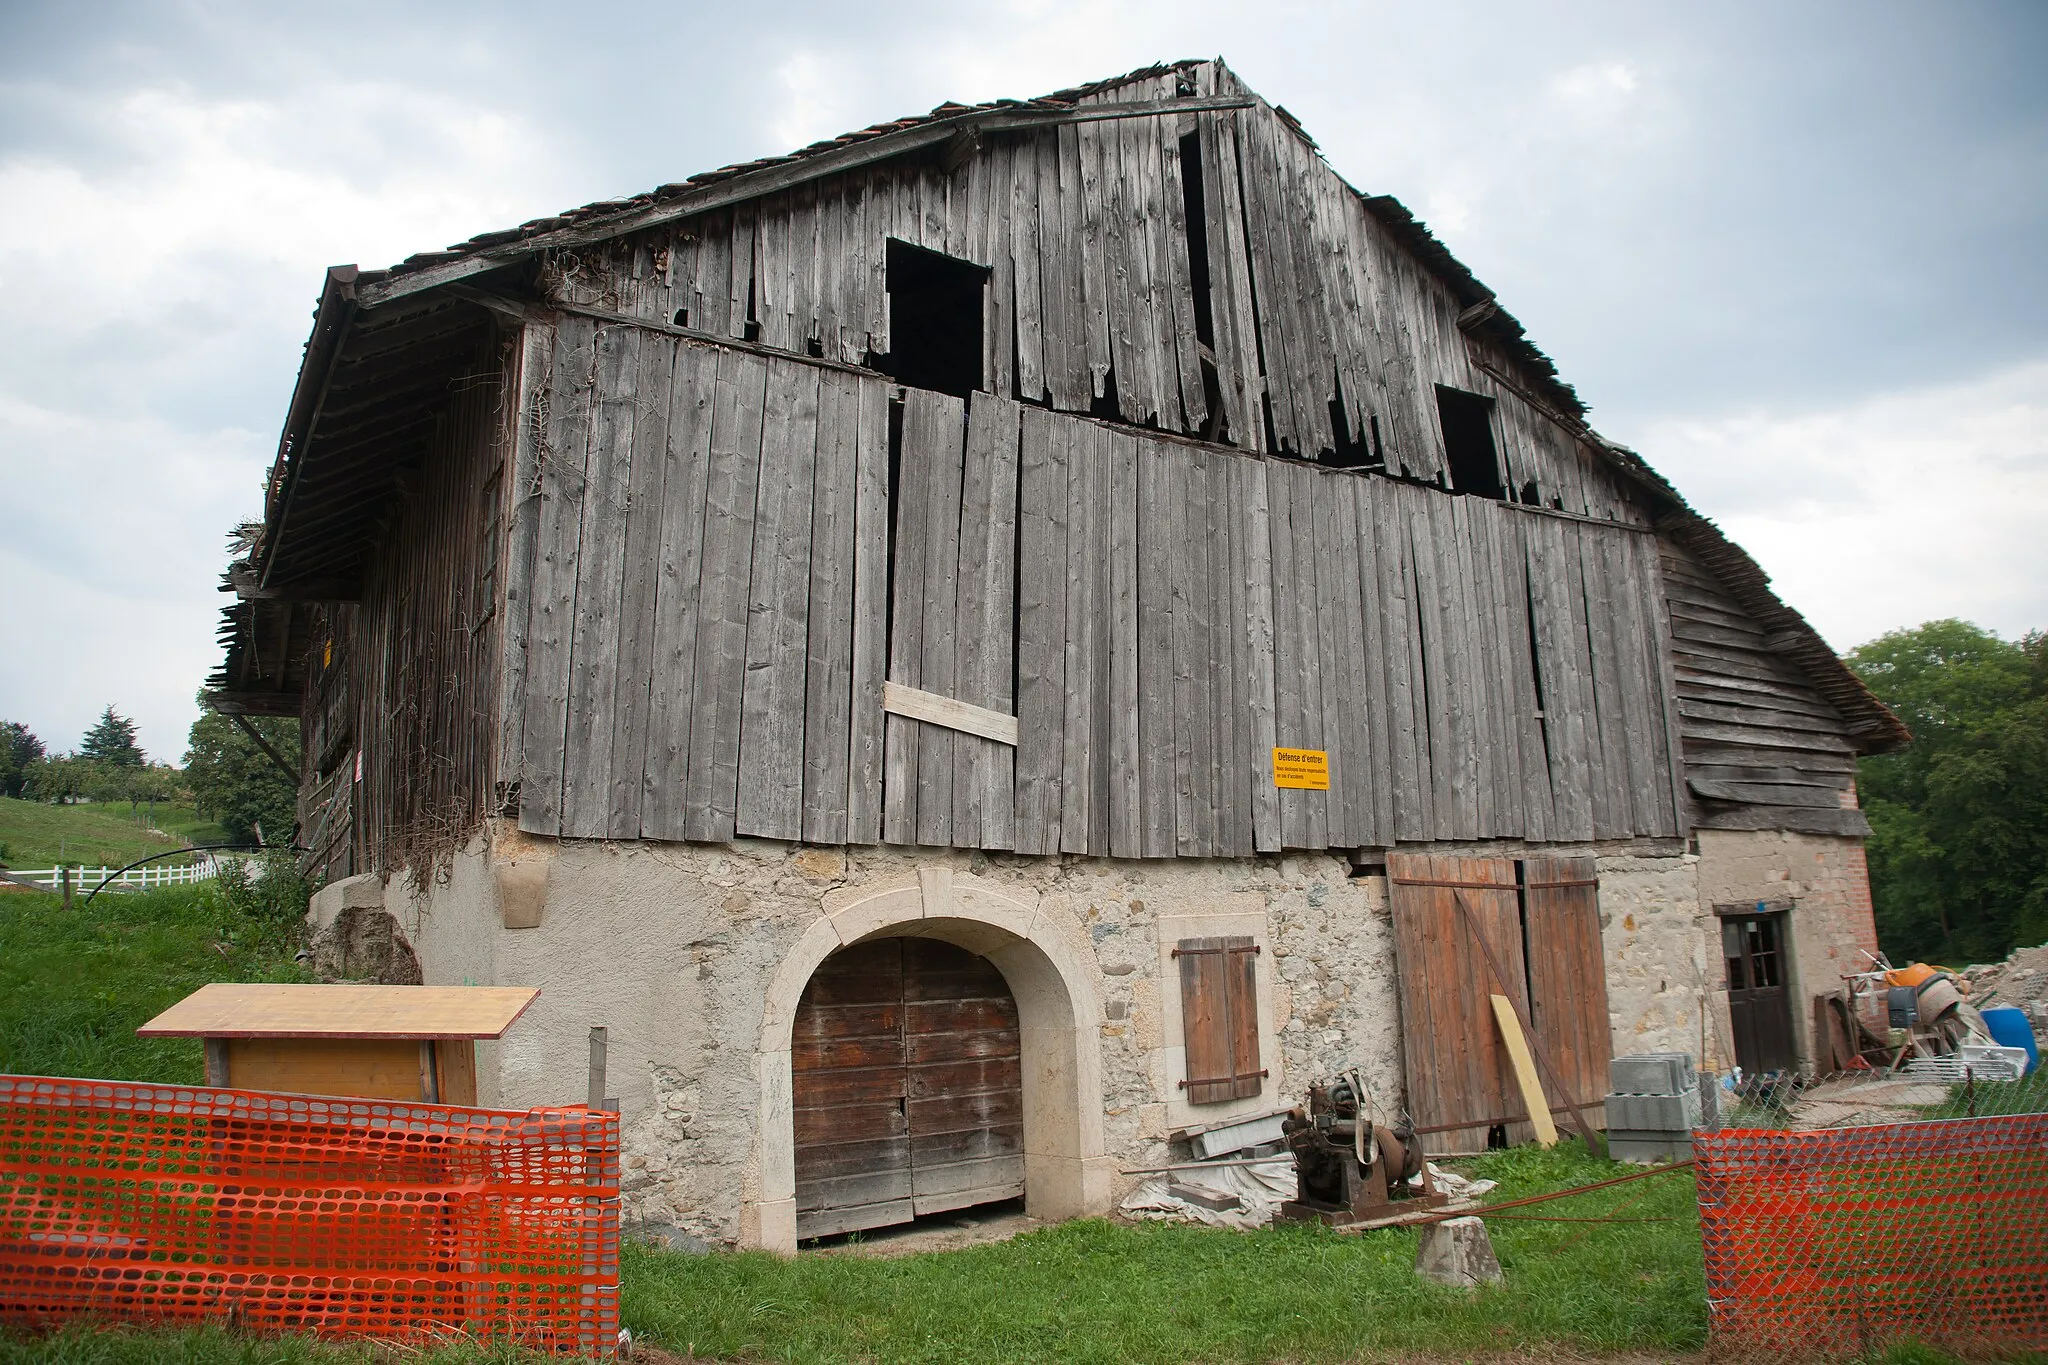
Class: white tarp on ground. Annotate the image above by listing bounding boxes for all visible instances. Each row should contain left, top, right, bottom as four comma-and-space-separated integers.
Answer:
1120, 1161, 1496, 1230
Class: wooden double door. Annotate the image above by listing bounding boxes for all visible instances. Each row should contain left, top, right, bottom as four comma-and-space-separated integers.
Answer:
792, 937, 1025, 1239
1386, 854, 1613, 1150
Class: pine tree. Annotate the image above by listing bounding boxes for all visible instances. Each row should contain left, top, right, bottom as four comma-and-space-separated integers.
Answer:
79, 706, 145, 767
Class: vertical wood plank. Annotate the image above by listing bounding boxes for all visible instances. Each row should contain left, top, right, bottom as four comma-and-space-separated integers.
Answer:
801, 370, 858, 844
1012, 406, 1068, 853
1156, 109, 1208, 436
736, 359, 821, 841
1526, 515, 1595, 840
1316, 470, 1374, 848
1370, 483, 1427, 841
1238, 458, 1282, 851
1205, 445, 1247, 854
953, 392, 1021, 850
558, 324, 643, 839
1059, 419, 1104, 853
1638, 529, 1690, 837
1495, 511, 1554, 842
640, 343, 719, 841
1135, 436, 1177, 858
681, 348, 769, 842
1348, 477, 1397, 845
1575, 522, 1632, 837
1196, 107, 1262, 451
846, 374, 890, 842
1105, 428, 1142, 856
517, 315, 597, 835
1011, 134, 1046, 403
607, 332, 677, 837
496, 320, 555, 800
912, 390, 968, 848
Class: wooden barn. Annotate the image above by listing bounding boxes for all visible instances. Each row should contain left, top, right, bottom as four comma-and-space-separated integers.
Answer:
208, 59, 1908, 1250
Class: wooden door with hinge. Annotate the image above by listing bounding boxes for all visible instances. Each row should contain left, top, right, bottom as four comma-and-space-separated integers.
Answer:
1387, 853, 1612, 1149
1386, 854, 1532, 1151
1720, 909, 1796, 1074
1521, 856, 1611, 1126
791, 937, 1024, 1239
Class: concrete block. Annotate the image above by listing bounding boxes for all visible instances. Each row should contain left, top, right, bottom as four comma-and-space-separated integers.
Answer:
1415, 1216, 1503, 1288
1604, 1090, 1701, 1132
1607, 1130, 1696, 1163
1610, 1052, 1694, 1096
307, 873, 382, 932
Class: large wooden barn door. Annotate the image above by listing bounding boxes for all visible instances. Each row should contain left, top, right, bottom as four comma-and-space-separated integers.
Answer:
792, 938, 1025, 1239
1387, 854, 1612, 1150
1386, 855, 1533, 1151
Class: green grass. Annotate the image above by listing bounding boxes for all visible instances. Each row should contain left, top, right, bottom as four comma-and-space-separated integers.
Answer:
622, 1144, 1707, 1364
0, 882, 309, 1082
0, 886, 2034, 1364
0, 1325, 551, 1364
0, 796, 230, 870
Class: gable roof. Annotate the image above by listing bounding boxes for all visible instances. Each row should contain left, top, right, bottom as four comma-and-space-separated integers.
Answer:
216, 57, 1906, 753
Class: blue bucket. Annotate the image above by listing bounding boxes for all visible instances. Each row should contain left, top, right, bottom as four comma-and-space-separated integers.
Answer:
1981, 1005, 2039, 1074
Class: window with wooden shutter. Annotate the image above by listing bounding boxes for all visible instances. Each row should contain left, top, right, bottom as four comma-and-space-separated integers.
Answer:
1174, 936, 1264, 1104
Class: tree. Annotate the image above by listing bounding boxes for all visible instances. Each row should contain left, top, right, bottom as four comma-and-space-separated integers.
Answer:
1848, 620, 2048, 965
79, 706, 145, 767
0, 721, 44, 798
183, 703, 300, 845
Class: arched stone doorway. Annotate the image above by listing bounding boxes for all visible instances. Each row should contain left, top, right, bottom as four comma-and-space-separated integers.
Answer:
793, 936, 1023, 1238
746, 868, 1111, 1253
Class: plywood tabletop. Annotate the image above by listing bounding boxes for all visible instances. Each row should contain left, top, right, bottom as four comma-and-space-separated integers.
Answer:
137, 984, 540, 1040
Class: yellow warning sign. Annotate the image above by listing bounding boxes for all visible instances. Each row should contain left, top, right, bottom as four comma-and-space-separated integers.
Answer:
1272, 747, 1330, 791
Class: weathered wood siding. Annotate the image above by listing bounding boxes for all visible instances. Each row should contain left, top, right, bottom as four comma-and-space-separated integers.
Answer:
551, 62, 1650, 527
348, 334, 509, 870
508, 323, 1682, 854
297, 603, 357, 880
515, 331, 891, 844
1658, 540, 1870, 836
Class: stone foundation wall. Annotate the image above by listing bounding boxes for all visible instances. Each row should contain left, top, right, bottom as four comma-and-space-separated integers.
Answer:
323, 824, 1743, 1246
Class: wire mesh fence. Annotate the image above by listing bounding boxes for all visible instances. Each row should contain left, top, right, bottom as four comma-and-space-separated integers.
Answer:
1694, 1065, 2048, 1356
0, 1075, 620, 1355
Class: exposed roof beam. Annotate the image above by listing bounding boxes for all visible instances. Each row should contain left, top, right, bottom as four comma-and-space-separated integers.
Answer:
356, 94, 1255, 310
256, 267, 358, 594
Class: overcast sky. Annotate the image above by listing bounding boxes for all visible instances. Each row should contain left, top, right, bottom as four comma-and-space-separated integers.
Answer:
2, 1, 2043, 763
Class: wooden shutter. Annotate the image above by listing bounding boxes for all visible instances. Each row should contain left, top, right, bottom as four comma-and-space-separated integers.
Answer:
1176, 936, 1264, 1104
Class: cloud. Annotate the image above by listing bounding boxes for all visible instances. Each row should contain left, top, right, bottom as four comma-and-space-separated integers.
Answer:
0, 77, 574, 759
1638, 357, 2048, 650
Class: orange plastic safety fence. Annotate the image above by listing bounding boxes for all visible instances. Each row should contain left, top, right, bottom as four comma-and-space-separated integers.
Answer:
0, 1075, 619, 1356
1695, 1115, 2048, 1355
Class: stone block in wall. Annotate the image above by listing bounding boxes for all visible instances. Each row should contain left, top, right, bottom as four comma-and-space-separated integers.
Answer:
307, 872, 382, 933
495, 855, 550, 930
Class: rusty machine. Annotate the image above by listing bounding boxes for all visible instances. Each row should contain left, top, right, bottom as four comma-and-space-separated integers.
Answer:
1279, 1070, 1449, 1226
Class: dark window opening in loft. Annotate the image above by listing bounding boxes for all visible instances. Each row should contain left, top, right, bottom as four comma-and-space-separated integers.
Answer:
1435, 384, 1507, 500
1323, 376, 1381, 470
883, 239, 987, 399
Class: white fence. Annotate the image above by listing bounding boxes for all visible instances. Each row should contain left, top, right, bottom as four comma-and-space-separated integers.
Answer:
2, 853, 244, 894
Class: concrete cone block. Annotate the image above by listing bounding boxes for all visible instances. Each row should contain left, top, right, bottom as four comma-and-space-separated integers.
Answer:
1414, 1216, 1503, 1288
